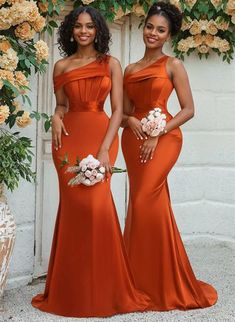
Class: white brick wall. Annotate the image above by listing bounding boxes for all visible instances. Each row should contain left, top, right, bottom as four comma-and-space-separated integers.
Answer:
167, 53, 235, 241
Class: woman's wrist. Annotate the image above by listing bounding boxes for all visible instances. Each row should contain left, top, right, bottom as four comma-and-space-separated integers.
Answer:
54, 111, 64, 119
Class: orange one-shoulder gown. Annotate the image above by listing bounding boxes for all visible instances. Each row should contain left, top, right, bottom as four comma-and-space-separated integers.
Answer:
121, 55, 218, 311
31, 56, 152, 317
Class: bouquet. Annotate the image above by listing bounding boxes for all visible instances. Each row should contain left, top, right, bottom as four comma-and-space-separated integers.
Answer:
66, 154, 126, 187
141, 107, 167, 137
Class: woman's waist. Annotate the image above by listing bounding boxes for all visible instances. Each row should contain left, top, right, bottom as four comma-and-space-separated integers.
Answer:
68, 100, 105, 113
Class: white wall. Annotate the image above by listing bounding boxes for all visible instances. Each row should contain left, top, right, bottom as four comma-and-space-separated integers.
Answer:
130, 14, 235, 244
6, 14, 235, 290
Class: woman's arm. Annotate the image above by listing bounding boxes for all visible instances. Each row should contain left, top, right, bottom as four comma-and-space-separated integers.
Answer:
164, 57, 195, 133
52, 60, 69, 149
140, 58, 194, 163
96, 56, 123, 173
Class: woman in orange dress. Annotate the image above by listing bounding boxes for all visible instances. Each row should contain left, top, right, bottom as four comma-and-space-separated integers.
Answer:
122, 2, 218, 311
32, 6, 152, 318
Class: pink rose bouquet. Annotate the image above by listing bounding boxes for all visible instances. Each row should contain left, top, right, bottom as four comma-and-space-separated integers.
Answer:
141, 107, 167, 137
66, 154, 125, 187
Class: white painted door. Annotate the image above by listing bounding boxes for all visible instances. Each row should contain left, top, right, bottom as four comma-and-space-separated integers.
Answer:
34, 8, 130, 276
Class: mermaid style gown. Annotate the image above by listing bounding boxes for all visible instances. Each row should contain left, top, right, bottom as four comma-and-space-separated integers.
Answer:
121, 55, 218, 311
31, 56, 152, 317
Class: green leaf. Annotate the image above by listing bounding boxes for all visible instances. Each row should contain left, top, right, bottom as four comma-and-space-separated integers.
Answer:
49, 20, 58, 28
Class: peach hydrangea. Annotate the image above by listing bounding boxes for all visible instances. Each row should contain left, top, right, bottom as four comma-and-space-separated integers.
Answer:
0, 47, 18, 71
0, 105, 10, 124
16, 111, 31, 128
34, 40, 49, 63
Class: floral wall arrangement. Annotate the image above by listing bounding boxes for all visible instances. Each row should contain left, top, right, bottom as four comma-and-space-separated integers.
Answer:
171, 0, 235, 62
0, 0, 63, 191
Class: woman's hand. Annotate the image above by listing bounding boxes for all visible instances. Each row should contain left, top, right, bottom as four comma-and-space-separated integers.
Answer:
140, 137, 159, 163
52, 113, 68, 150
128, 116, 148, 140
97, 149, 112, 177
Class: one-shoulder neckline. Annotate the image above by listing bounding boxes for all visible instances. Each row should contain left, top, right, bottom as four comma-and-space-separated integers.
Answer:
54, 55, 110, 79
125, 55, 168, 77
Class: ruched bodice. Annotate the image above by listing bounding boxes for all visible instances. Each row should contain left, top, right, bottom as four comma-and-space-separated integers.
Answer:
124, 55, 173, 117
53, 57, 111, 112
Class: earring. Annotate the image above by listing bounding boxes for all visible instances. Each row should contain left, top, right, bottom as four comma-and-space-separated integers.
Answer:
70, 36, 74, 42
94, 37, 98, 44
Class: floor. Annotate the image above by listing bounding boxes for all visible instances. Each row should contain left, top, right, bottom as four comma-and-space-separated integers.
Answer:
1, 238, 235, 322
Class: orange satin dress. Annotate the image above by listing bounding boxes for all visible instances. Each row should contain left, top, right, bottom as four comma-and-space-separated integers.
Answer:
31, 56, 152, 317
121, 55, 218, 311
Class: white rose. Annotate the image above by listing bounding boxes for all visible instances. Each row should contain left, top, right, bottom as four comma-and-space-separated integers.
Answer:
99, 166, 105, 174
96, 173, 104, 181
81, 165, 87, 172
147, 114, 155, 121
154, 107, 161, 112
85, 170, 92, 177
84, 179, 91, 186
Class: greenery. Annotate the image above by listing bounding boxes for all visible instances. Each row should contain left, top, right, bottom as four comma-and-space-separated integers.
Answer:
0, 129, 36, 191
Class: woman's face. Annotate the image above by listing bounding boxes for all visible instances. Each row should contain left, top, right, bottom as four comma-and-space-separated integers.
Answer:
73, 12, 96, 47
143, 14, 170, 49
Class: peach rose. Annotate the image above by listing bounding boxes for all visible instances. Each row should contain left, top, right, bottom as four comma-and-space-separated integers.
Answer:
16, 111, 31, 128
133, 4, 145, 17
206, 20, 218, 35
0, 39, 11, 53
189, 20, 201, 35
197, 45, 209, 54
15, 22, 35, 41
204, 34, 214, 46
38, 1, 49, 13
177, 37, 195, 52
193, 34, 203, 46
218, 39, 230, 52
32, 15, 46, 32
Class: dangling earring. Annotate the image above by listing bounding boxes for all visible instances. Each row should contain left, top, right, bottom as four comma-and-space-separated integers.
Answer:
70, 36, 74, 42
94, 37, 98, 44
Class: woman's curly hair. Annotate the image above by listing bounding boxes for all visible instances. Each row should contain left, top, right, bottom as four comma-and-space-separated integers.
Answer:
145, 1, 183, 36
58, 6, 111, 57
